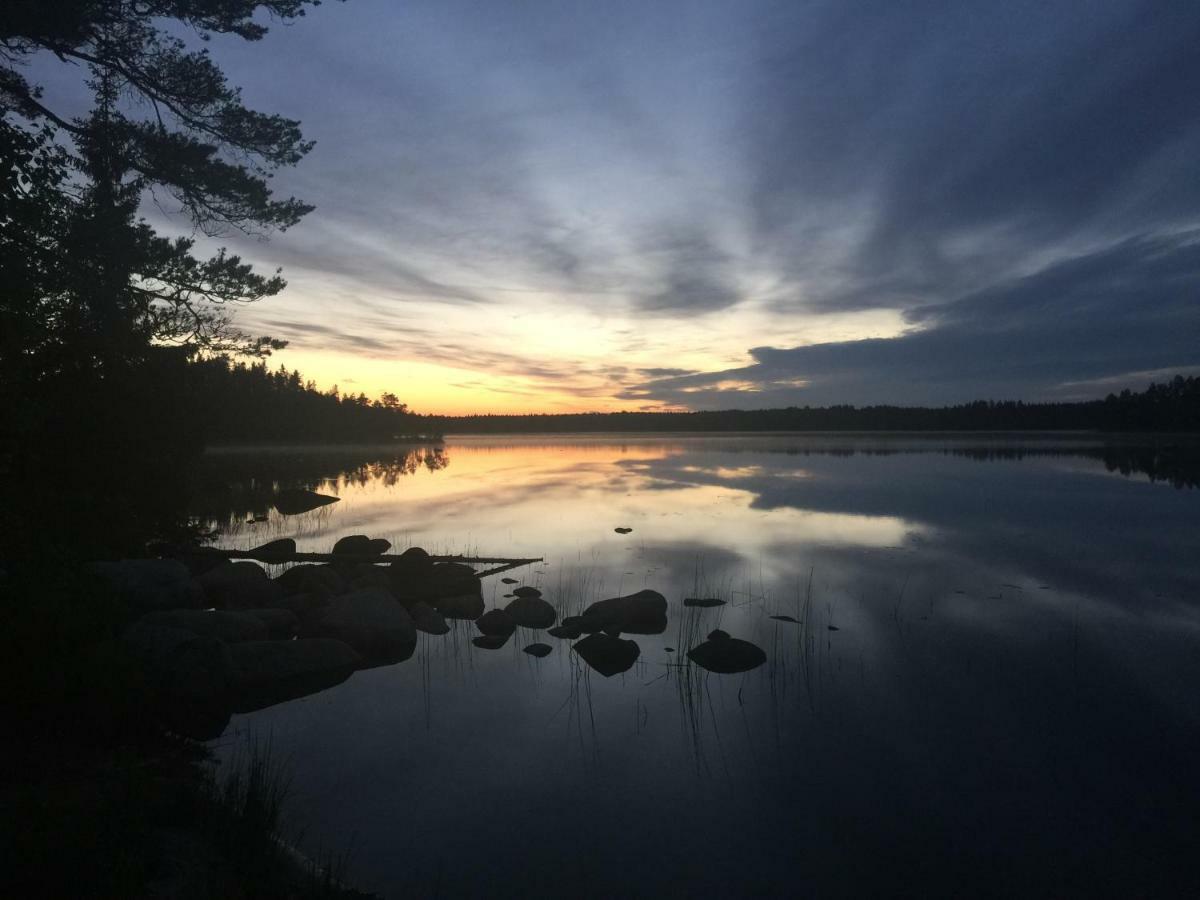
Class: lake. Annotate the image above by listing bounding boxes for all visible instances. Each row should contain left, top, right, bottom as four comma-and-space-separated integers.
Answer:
202, 434, 1200, 898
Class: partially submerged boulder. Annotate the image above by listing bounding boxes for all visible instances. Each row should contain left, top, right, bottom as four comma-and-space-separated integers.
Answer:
687, 630, 766, 674
393, 560, 481, 605
90, 559, 204, 611
273, 489, 339, 516
197, 561, 282, 610
332, 534, 391, 557
472, 634, 510, 650
390, 546, 433, 576
572, 633, 640, 677
505, 595, 557, 630
247, 538, 295, 564
275, 564, 344, 600
436, 593, 486, 621
409, 601, 450, 635
578, 589, 667, 635
229, 639, 360, 713
304, 588, 416, 660
476, 608, 516, 638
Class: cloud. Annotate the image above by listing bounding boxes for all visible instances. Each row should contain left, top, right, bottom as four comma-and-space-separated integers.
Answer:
626, 231, 1200, 407
173, 0, 1200, 407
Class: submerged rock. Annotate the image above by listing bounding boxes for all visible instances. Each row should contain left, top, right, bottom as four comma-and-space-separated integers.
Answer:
687, 630, 766, 674
304, 588, 416, 660
572, 633, 640, 677
472, 634, 510, 650
505, 595, 557, 629
578, 589, 668, 635
229, 639, 360, 713
476, 608, 516, 638
409, 601, 450, 635
523, 643, 553, 658
273, 489, 339, 516
684, 598, 725, 608
547, 623, 583, 640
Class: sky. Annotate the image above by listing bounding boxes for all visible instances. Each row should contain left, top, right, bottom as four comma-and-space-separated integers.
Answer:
36, 0, 1200, 413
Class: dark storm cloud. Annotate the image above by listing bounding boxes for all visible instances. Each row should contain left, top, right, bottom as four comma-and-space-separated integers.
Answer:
627, 231, 1200, 407
189, 0, 1200, 404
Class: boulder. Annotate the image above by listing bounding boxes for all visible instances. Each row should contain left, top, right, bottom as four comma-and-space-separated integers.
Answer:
512, 586, 542, 599
122, 622, 235, 704
275, 564, 344, 600
197, 561, 282, 610
393, 561, 481, 605
572, 633, 640, 677
332, 534, 390, 557
228, 639, 360, 713
436, 593, 486, 621
273, 592, 326, 617
390, 546, 433, 576
505, 595, 557, 630
501, 577, 518, 585
273, 489, 339, 516
578, 589, 668, 635
547, 623, 583, 640
523, 643, 552, 658
241, 608, 298, 638
345, 566, 392, 592
684, 598, 725, 608
476, 608, 516, 638
138, 609, 268, 643
247, 538, 295, 564
770, 615, 799, 624
687, 630, 766, 674
304, 588, 416, 660
409, 601, 450, 635
614, 527, 633, 534
90, 559, 204, 611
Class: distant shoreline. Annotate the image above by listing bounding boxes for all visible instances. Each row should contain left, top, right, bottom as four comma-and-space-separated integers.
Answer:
202, 429, 1200, 449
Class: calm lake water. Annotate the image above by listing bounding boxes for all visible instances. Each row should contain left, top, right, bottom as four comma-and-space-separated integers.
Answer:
203, 434, 1200, 898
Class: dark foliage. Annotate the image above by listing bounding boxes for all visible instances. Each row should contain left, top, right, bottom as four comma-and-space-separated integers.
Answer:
187, 357, 430, 444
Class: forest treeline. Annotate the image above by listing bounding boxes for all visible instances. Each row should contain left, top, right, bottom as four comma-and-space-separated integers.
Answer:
426, 375, 1200, 435
167, 365, 1200, 443
188, 357, 429, 443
